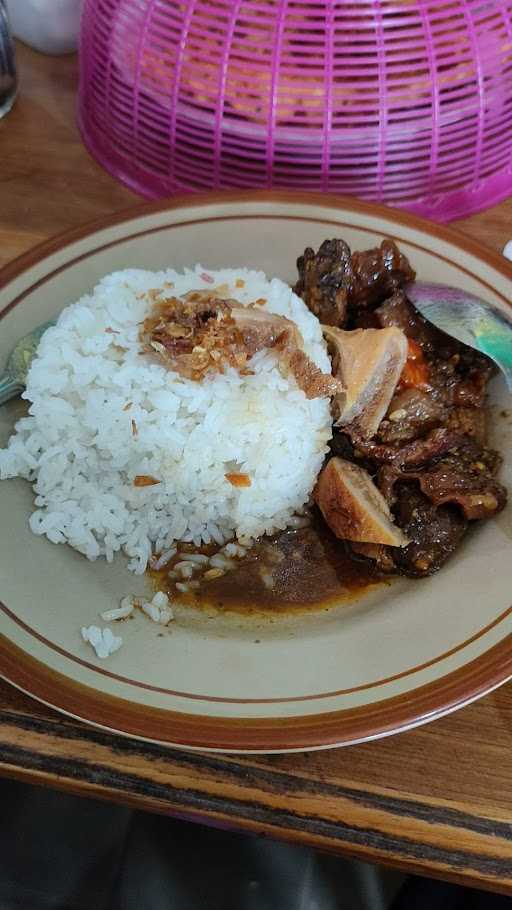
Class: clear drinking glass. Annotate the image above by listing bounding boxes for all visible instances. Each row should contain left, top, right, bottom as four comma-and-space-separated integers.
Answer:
0, 1, 17, 119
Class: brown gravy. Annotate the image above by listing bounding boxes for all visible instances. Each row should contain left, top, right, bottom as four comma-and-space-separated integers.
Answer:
149, 512, 388, 617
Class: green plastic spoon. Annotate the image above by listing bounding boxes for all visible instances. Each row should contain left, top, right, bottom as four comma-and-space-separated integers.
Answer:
406, 282, 512, 392
0, 320, 55, 406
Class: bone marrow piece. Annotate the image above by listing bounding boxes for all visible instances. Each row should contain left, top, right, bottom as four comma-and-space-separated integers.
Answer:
313, 457, 409, 548
323, 325, 408, 439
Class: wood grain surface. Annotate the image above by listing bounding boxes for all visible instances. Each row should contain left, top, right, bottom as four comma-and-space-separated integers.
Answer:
1, 42, 512, 894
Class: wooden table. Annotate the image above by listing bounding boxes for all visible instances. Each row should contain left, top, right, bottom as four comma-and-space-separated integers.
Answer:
2, 43, 512, 896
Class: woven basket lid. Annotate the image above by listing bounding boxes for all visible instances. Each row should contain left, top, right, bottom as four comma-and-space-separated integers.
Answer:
78, 0, 512, 221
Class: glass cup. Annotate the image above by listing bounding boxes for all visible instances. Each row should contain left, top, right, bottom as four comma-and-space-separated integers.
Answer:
0, 1, 17, 119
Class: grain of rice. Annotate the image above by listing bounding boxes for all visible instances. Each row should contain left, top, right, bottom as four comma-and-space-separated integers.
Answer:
175, 561, 197, 578
223, 543, 238, 557
100, 604, 134, 621
182, 553, 209, 565
158, 607, 174, 625
149, 547, 177, 570
142, 602, 161, 622
204, 568, 225, 580
81, 625, 123, 659
209, 554, 234, 570
174, 560, 198, 572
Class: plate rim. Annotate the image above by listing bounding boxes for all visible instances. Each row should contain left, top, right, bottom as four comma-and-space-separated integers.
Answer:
2, 633, 511, 752
1, 189, 512, 752
3, 189, 512, 297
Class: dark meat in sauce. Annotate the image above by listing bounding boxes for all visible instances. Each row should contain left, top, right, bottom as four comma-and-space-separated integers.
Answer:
294, 239, 415, 328
382, 443, 506, 521
388, 484, 468, 578
295, 239, 353, 326
350, 240, 416, 310
295, 237, 508, 579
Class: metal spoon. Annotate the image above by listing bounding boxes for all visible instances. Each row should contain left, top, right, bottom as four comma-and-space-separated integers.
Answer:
0, 320, 55, 405
406, 281, 512, 392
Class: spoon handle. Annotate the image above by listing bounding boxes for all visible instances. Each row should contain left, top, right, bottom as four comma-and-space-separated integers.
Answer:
473, 316, 512, 393
0, 371, 23, 406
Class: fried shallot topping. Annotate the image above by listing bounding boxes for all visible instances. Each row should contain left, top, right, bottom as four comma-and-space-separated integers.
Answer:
140, 291, 248, 381
140, 290, 342, 400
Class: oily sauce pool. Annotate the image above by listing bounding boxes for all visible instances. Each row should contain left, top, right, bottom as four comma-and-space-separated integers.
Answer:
149, 511, 387, 617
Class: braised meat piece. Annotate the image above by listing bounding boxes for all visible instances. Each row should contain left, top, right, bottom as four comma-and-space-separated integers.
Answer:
428, 357, 494, 410
377, 388, 446, 445
375, 290, 447, 355
445, 407, 486, 446
350, 485, 469, 578
294, 239, 415, 327
350, 240, 416, 310
295, 239, 353, 326
408, 445, 506, 520
373, 292, 494, 452
378, 442, 506, 520
391, 485, 468, 577
352, 427, 465, 470
376, 291, 495, 401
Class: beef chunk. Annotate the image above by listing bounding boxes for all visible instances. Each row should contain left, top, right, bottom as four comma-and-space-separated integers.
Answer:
350, 240, 415, 310
378, 443, 507, 520
375, 291, 448, 355
427, 357, 494, 410
445, 407, 486, 447
294, 239, 353, 326
294, 239, 415, 327
376, 292, 495, 404
377, 388, 446, 445
352, 427, 464, 470
411, 446, 507, 520
353, 483, 470, 578
391, 484, 468, 577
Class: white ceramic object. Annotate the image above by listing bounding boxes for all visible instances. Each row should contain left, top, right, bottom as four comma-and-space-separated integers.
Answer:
1, 192, 511, 753
7, 0, 80, 55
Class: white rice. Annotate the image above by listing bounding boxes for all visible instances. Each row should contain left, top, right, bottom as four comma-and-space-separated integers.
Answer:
0, 265, 333, 572
81, 625, 123, 659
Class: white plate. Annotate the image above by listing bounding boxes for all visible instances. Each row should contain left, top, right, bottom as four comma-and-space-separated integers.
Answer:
1, 191, 511, 752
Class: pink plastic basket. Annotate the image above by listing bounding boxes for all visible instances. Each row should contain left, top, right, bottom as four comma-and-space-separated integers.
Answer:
78, 0, 512, 221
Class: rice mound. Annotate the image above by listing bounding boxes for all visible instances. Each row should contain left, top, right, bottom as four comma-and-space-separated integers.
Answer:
0, 266, 333, 572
